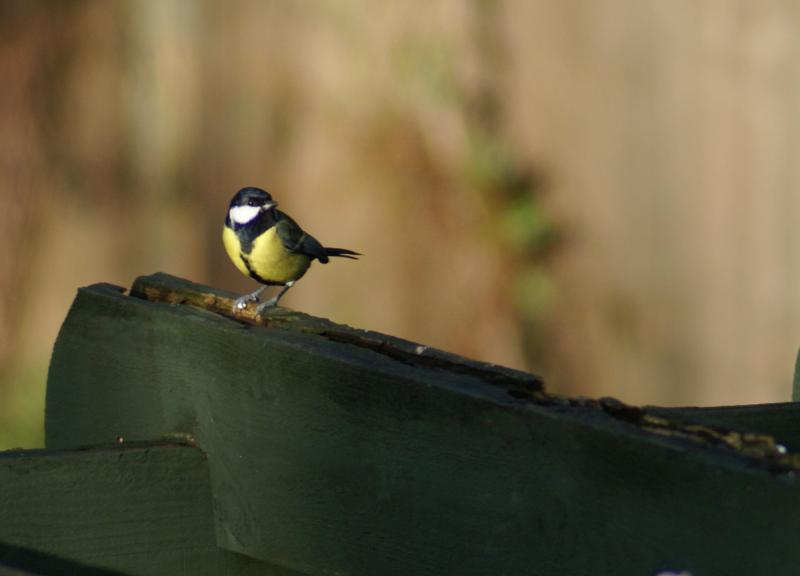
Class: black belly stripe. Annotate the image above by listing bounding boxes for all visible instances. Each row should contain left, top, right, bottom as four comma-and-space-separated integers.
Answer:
241, 253, 283, 286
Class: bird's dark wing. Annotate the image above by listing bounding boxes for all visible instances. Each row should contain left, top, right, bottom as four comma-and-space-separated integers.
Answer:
275, 211, 330, 263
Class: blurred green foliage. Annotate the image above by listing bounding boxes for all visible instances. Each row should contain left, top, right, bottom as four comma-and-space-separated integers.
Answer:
463, 130, 558, 361
0, 365, 46, 450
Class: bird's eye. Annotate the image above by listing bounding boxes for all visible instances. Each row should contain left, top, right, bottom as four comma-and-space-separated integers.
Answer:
247, 199, 258, 207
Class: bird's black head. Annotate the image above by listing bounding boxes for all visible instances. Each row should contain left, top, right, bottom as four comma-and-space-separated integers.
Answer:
227, 187, 277, 226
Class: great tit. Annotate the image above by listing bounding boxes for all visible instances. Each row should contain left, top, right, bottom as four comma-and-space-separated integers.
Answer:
223, 186, 360, 313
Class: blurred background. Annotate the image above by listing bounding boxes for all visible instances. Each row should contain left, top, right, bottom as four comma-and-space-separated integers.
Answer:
2, 0, 799, 449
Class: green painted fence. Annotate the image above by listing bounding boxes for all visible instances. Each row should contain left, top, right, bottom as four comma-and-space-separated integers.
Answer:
2, 273, 800, 575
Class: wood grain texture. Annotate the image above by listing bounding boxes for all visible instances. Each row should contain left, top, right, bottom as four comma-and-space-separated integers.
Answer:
0, 442, 217, 575
0, 442, 298, 576
46, 274, 800, 576
654, 402, 800, 452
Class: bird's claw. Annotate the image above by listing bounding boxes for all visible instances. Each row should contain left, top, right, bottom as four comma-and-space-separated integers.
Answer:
232, 289, 264, 312
255, 297, 279, 315
233, 296, 251, 312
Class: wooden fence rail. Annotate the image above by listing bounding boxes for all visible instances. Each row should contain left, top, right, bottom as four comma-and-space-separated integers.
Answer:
2, 273, 800, 575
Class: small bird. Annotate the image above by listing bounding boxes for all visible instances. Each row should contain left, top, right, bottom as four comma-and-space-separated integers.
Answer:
223, 187, 359, 313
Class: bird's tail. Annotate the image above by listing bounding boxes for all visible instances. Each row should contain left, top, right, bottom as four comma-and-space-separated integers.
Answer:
325, 247, 361, 260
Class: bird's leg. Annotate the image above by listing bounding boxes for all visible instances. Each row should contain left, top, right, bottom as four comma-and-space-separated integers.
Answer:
255, 281, 295, 314
233, 286, 266, 312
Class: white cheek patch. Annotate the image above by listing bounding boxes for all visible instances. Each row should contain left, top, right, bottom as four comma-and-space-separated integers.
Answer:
229, 205, 261, 225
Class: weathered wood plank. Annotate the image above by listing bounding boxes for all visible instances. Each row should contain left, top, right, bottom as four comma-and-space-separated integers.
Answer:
0, 442, 297, 576
0, 442, 217, 575
46, 274, 800, 576
654, 402, 800, 452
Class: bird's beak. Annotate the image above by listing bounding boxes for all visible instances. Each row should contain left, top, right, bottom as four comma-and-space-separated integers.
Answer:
263, 201, 277, 211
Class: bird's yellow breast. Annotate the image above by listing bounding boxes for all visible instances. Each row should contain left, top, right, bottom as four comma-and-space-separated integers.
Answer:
222, 225, 311, 285
222, 226, 250, 277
